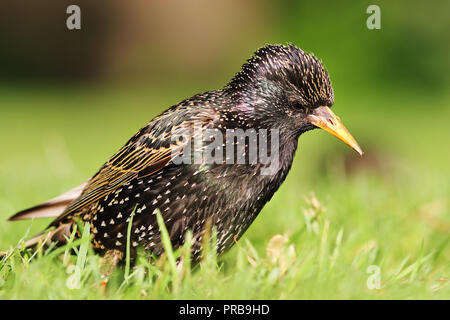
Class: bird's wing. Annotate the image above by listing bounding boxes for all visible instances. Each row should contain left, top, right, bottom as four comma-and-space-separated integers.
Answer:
50, 105, 217, 225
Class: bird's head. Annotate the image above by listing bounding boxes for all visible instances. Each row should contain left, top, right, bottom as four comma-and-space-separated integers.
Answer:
227, 44, 363, 155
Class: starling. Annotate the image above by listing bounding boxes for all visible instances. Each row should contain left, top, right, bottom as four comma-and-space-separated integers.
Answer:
8, 44, 362, 262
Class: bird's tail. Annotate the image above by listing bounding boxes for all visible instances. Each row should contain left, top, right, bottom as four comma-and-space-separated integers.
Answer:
1, 183, 86, 257
8, 183, 86, 221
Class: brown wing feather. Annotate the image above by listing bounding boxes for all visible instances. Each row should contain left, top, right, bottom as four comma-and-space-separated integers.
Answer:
51, 145, 178, 226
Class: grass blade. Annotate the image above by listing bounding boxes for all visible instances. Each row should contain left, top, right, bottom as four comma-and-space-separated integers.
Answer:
156, 209, 179, 291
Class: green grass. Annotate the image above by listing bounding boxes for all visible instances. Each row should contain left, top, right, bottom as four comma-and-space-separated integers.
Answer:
0, 85, 449, 299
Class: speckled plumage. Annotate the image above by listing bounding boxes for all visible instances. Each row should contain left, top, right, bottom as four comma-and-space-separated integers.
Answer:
10, 44, 336, 260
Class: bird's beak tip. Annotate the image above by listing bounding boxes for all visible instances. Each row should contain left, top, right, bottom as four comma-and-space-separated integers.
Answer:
356, 147, 364, 157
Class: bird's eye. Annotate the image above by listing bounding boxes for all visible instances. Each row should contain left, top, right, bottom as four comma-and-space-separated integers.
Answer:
290, 100, 306, 112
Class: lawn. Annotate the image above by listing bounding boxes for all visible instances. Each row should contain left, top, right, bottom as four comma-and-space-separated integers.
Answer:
0, 84, 448, 299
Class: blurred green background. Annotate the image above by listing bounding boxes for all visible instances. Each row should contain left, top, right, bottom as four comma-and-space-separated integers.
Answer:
0, 0, 449, 298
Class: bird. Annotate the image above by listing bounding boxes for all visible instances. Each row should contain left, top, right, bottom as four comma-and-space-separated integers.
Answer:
7, 44, 362, 264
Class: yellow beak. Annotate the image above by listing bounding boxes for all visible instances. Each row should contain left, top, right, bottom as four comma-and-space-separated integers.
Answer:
307, 106, 363, 156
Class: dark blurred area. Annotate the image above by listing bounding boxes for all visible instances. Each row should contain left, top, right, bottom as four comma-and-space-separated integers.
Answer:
0, 0, 274, 87
0, 0, 448, 94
